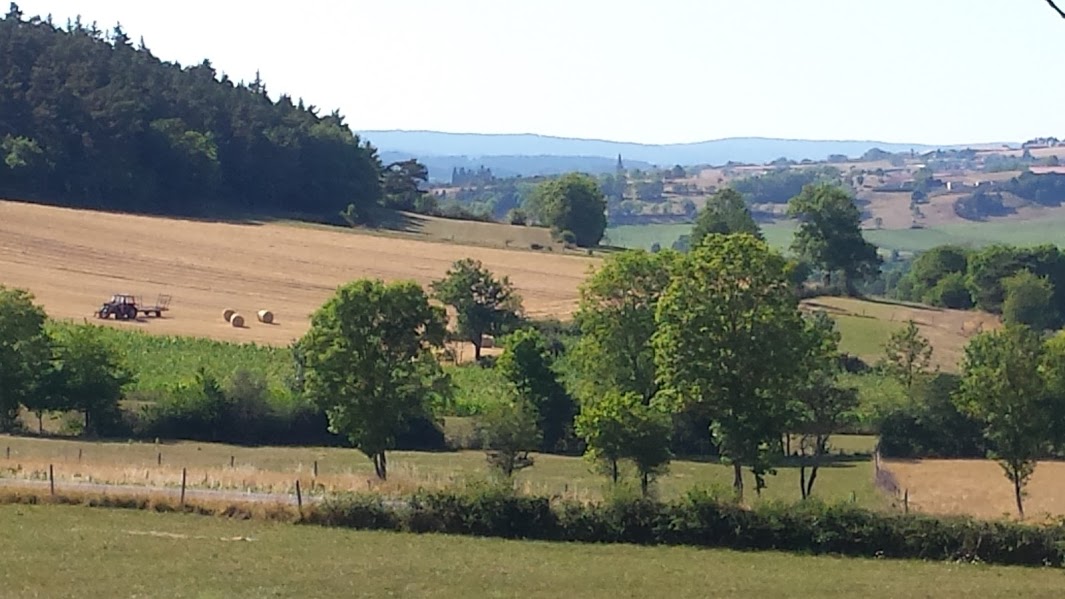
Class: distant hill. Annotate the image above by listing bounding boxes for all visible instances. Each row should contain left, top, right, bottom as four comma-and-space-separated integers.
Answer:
362, 130, 1009, 180
379, 151, 653, 182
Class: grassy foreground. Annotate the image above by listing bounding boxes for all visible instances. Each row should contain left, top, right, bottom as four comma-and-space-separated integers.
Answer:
2, 505, 1062, 599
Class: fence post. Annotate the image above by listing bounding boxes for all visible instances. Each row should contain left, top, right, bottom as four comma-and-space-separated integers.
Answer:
78, 449, 82, 462
295, 480, 303, 518
157, 452, 162, 466
180, 468, 187, 507
230, 455, 234, 468
313, 460, 318, 478
5, 446, 8, 459
49, 464, 55, 496
904, 488, 909, 514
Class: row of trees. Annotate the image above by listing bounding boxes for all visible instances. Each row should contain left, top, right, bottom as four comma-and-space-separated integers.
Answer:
877, 318, 1065, 518
0, 286, 130, 434
297, 233, 860, 499
897, 243, 1065, 330
673, 183, 881, 296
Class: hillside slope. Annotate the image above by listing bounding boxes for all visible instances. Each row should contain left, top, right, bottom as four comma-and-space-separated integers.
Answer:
0, 200, 596, 346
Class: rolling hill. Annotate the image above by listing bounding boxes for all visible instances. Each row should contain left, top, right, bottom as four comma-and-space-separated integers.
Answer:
0, 200, 596, 347
0, 199, 996, 373
362, 130, 1005, 179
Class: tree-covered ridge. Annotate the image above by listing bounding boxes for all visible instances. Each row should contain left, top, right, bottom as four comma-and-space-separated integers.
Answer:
0, 4, 382, 217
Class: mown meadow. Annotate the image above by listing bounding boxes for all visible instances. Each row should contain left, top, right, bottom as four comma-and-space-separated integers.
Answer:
2, 504, 1063, 599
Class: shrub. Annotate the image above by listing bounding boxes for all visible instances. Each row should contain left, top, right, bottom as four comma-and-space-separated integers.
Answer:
312, 488, 1065, 567
878, 373, 986, 458
507, 209, 528, 226
925, 272, 973, 309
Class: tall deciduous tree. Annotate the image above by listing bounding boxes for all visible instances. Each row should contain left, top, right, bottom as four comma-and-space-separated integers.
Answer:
477, 384, 541, 478
691, 188, 763, 246
574, 390, 671, 495
654, 233, 810, 499
381, 159, 429, 211
49, 324, 133, 435
571, 249, 679, 403
300, 279, 449, 479
431, 259, 523, 362
0, 286, 52, 430
787, 183, 881, 294
791, 311, 858, 499
528, 173, 607, 247
954, 325, 1052, 518
879, 320, 936, 390
1002, 269, 1056, 331
496, 328, 575, 452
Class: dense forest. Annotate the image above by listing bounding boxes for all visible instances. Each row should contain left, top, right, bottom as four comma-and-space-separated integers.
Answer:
0, 5, 382, 217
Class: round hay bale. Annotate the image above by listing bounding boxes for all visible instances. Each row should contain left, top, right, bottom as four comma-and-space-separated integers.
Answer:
223, 309, 236, 322
230, 313, 245, 328
257, 309, 274, 324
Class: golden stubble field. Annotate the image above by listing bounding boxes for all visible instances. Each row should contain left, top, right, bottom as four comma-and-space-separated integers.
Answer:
885, 459, 1065, 521
0, 200, 598, 346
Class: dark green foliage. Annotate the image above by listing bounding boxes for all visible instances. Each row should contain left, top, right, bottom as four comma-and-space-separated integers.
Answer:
528, 173, 607, 247
788, 183, 882, 293
49, 324, 133, 436
925, 272, 974, 309
299, 279, 450, 479
1002, 270, 1056, 330
998, 172, 1065, 206
312, 488, 1065, 568
877, 374, 986, 458
690, 187, 763, 246
431, 259, 523, 362
0, 10, 381, 218
136, 368, 337, 446
965, 244, 1065, 327
730, 167, 841, 204
496, 329, 576, 453
0, 286, 51, 430
381, 159, 429, 211
904, 245, 970, 299
954, 188, 1011, 220
476, 390, 541, 477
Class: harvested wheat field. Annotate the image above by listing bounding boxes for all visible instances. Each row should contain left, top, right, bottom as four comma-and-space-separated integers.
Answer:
0, 200, 597, 346
884, 459, 1065, 520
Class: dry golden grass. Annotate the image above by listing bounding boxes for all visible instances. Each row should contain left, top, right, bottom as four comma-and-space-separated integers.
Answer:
0, 434, 881, 507
0, 200, 598, 346
884, 459, 1065, 521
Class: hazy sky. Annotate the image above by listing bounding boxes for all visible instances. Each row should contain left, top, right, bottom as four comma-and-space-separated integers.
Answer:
16, 0, 1065, 145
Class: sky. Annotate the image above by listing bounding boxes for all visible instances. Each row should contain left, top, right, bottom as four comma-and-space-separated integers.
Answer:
15, 0, 1065, 145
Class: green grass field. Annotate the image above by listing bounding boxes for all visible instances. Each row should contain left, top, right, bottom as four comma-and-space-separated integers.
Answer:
2, 505, 1062, 598
48, 321, 295, 397
608, 216, 1065, 254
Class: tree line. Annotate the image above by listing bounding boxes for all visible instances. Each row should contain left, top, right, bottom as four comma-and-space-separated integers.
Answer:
0, 5, 381, 218
895, 243, 1065, 330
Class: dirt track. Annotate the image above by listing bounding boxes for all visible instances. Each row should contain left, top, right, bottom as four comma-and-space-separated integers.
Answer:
0, 200, 597, 346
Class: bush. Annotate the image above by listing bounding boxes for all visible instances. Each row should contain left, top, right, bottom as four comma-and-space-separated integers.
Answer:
311, 488, 1065, 567
507, 209, 528, 226
877, 374, 986, 458
924, 272, 973, 309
